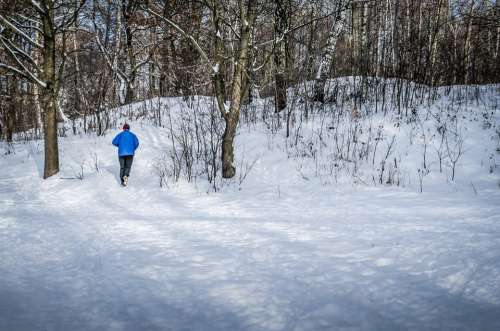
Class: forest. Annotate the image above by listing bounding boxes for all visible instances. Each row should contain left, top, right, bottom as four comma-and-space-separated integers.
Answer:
0, 0, 498, 180
1, 2, 500, 330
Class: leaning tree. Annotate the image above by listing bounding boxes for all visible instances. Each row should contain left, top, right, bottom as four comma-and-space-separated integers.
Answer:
147, 0, 257, 179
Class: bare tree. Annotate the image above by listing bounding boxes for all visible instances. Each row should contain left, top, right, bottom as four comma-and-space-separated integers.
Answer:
0, 0, 86, 178
147, 0, 256, 179
313, 0, 348, 103
1, 0, 498, 185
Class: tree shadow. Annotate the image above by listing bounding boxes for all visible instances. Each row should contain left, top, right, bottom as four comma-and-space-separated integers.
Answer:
2, 197, 500, 331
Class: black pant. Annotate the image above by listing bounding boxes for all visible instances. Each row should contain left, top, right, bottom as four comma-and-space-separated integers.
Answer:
119, 155, 134, 181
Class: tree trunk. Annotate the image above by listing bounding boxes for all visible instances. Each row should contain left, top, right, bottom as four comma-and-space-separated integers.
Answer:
376, 0, 391, 77
5, 76, 17, 143
159, 0, 173, 96
42, 4, 59, 179
274, 0, 290, 112
429, 0, 445, 86
496, 24, 500, 79
123, 1, 137, 104
351, 0, 363, 72
221, 0, 254, 179
73, 0, 82, 128
112, 0, 123, 104
306, 6, 317, 80
391, 0, 399, 77
221, 112, 238, 178
211, 0, 227, 115
42, 88, 59, 179
313, 0, 347, 103
149, 25, 157, 97
463, 1, 474, 84
5, 104, 14, 143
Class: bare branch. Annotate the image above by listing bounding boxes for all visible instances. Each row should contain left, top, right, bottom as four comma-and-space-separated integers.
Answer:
93, 33, 129, 83
0, 14, 44, 49
145, 6, 214, 74
15, 13, 42, 26
30, 0, 47, 15
55, 0, 87, 32
11, 16, 44, 35
0, 34, 39, 68
0, 46, 46, 88
0, 62, 33, 80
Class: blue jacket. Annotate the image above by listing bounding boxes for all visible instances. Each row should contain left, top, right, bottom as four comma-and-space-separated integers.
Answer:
112, 130, 139, 156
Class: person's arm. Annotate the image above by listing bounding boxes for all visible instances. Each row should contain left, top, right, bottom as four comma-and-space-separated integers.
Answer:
112, 133, 121, 146
134, 135, 139, 150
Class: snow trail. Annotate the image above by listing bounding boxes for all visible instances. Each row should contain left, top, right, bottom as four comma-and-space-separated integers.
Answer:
1, 100, 500, 330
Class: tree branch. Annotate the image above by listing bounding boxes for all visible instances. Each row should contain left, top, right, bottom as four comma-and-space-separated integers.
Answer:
30, 0, 48, 15
11, 16, 44, 35
55, 0, 87, 33
0, 37, 46, 87
145, 6, 215, 74
0, 14, 44, 49
0, 34, 40, 68
93, 32, 129, 83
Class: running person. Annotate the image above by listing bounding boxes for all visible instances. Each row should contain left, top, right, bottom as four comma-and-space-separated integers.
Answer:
112, 123, 139, 186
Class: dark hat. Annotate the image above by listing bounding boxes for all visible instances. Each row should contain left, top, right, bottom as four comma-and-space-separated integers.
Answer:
123, 123, 130, 130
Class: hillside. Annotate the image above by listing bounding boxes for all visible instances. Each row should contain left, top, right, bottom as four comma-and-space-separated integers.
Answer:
1, 81, 500, 330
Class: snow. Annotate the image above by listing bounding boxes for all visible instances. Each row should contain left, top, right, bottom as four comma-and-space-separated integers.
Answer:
1, 82, 500, 330
30, 0, 46, 15
0, 14, 43, 49
213, 62, 220, 74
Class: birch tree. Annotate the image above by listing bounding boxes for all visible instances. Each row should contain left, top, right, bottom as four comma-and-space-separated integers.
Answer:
220, 0, 256, 178
147, 0, 256, 179
313, 0, 348, 103
92, 0, 155, 105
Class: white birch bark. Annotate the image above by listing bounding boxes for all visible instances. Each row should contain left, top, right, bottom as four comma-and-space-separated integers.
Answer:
313, 0, 348, 103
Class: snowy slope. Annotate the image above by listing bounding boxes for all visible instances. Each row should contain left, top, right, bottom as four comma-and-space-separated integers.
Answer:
1, 83, 500, 331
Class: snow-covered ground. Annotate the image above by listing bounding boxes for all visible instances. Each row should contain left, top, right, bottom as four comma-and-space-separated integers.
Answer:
1, 82, 500, 330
